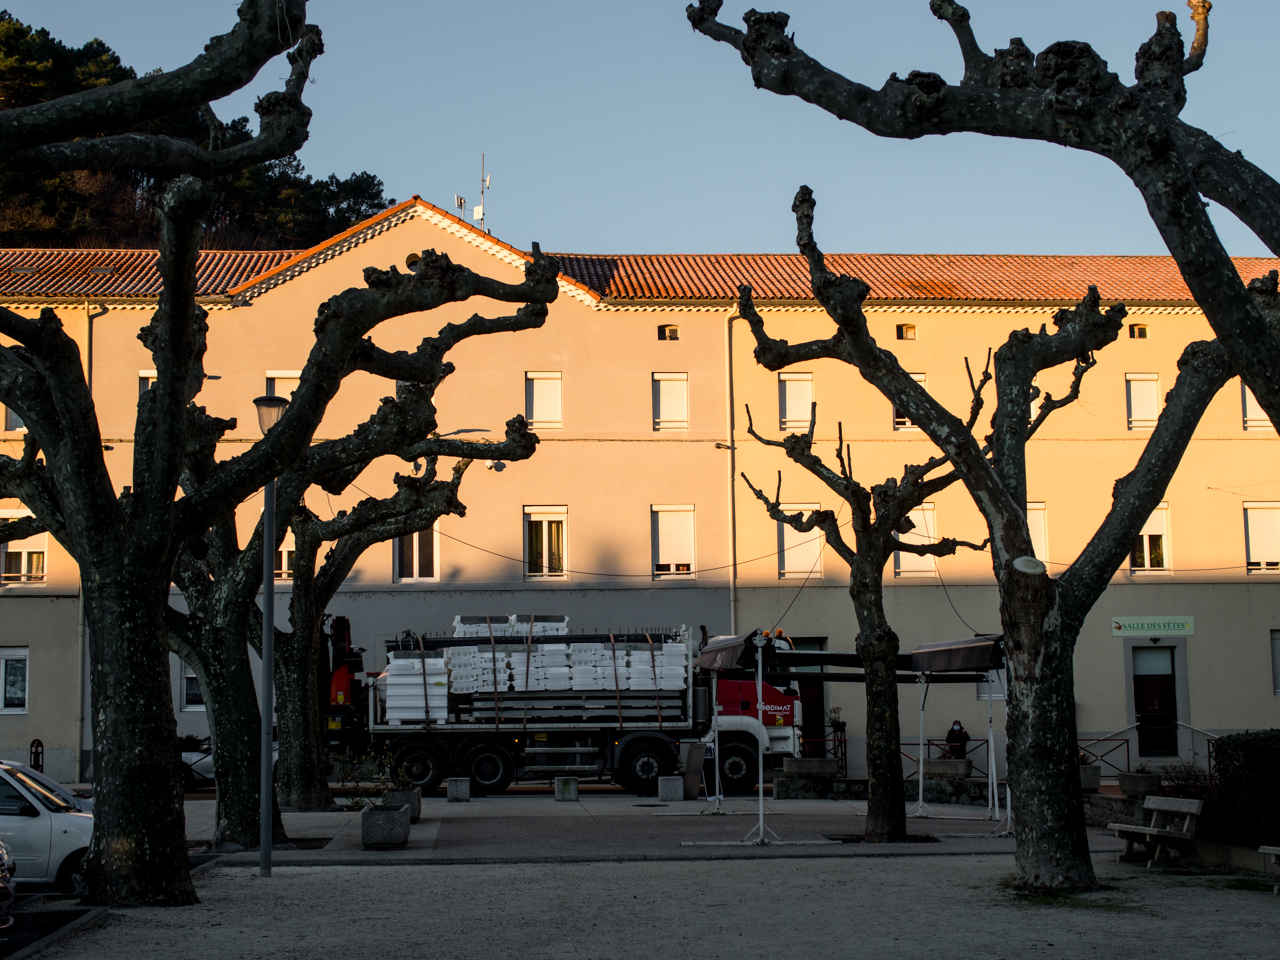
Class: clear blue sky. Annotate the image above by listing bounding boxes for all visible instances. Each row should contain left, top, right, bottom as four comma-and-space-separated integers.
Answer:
13, 1, 1280, 257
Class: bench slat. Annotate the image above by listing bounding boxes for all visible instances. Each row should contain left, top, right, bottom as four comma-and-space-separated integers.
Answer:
1142, 796, 1203, 815
1110, 825, 1194, 841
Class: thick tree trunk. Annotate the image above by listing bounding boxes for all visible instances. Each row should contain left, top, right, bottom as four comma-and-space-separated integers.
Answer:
84, 573, 196, 906
1000, 569, 1096, 892
201, 625, 287, 847
276, 621, 335, 812
849, 566, 907, 843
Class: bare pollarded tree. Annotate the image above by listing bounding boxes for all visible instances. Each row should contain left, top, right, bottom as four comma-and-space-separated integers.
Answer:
740, 397, 989, 842
0, 0, 563, 905
732, 186, 1247, 891
688, 0, 1280, 431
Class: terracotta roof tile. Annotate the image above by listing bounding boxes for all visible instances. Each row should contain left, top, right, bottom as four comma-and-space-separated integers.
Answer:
0, 249, 300, 300
548, 252, 1280, 304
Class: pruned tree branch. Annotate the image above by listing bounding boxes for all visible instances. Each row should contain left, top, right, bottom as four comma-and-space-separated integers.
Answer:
0, 515, 46, 545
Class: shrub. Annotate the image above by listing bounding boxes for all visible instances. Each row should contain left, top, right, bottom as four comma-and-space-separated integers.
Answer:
1161, 731, 1280, 846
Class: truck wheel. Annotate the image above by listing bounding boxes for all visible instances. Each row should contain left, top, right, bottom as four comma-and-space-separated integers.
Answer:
617, 741, 674, 796
719, 742, 759, 795
464, 744, 514, 795
398, 745, 447, 794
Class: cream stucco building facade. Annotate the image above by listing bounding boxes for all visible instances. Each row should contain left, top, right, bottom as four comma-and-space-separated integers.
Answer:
2, 197, 1278, 782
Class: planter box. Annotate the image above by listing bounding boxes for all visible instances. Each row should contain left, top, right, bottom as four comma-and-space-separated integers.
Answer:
1118, 771, 1162, 800
782, 757, 838, 779
923, 759, 972, 780
361, 803, 410, 850
384, 788, 422, 823
1079, 765, 1102, 793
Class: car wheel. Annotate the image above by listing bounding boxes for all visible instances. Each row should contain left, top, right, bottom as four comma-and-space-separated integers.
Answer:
56, 849, 88, 897
718, 741, 759, 795
397, 745, 447, 794
617, 741, 674, 796
463, 744, 514, 796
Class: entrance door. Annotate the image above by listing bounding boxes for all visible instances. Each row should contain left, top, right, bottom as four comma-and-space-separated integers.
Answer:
1133, 647, 1178, 757
790, 638, 828, 758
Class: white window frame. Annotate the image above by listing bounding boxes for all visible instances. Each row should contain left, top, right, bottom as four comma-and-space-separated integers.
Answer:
778, 503, 823, 579
1243, 503, 1280, 574
524, 506, 567, 581
651, 504, 696, 580
2, 403, 24, 432
260, 513, 296, 581
894, 503, 937, 578
778, 373, 813, 432
1026, 502, 1048, 564
1126, 373, 1160, 430
0, 510, 46, 586
1129, 502, 1169, 574
139, 368, 157, 397
1242, 383, 1272, 432
0, 648, 28, 715
394, 524, 440, 582
180, 661, 205, 712
893, 374, 928, 431
525, 371, 563, 430
266, 370, 301, 400
652, 372, 689, 431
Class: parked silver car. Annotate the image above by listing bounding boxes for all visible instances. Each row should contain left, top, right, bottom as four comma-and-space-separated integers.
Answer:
0, 764, 91, 893
0, 841, 14, 927
1, 763, 92, 813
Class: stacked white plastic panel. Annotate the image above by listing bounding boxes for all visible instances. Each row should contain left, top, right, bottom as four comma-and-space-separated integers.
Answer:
447, 645, 481, 694
451, 615, 516, 638
383, 656, 447, 724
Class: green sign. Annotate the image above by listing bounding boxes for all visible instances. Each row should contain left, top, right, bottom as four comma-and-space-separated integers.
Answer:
1111, 616, 1194, 637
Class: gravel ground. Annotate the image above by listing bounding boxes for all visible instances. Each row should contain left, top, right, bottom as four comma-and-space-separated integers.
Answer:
45, 854, 1278, 960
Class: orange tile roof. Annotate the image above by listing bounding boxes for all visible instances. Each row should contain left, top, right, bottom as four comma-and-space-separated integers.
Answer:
0, 249, 300, 300
549, 252, 1280, 304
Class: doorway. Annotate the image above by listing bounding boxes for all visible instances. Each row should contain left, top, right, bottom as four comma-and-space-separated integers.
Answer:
789, 638, 829, 758
1133, 647, 1178, 757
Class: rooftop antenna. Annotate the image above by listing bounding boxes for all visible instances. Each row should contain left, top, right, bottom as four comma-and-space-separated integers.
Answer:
454, 194, 466, 221
473, 153, 490, 234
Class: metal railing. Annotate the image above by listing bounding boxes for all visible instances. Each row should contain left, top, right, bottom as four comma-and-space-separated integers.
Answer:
801, 733, 848, 777
1077, 737, 1130, 775
1177, 721, 1218, 772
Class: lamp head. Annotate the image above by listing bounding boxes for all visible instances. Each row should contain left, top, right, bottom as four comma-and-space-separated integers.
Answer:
252, 395, 289, 436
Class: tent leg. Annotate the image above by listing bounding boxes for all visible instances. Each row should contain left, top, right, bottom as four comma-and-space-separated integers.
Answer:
702, 672, 726, 816
910, 674, 932, 818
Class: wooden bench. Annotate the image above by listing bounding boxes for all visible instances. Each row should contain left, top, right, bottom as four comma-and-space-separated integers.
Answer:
1260, 846, 1280, 894
1109, 795, 1203, 868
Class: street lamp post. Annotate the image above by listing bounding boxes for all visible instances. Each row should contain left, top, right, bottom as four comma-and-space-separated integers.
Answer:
253, 395, 288, 877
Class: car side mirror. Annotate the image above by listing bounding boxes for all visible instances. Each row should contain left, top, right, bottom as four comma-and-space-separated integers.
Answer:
18, 802, 38, 818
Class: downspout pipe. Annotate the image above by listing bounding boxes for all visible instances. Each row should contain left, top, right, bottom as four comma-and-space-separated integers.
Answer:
724, 311, 739, 634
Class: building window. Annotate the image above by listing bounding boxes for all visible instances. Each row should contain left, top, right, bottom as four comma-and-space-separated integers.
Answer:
0, 649, 27, 714
272, 527, 296, 580
1242, 383, 1271, 431
139, 369, 157, 397
395, 525, 437, 581
976, 668, 1006, 702
1272, 630, 1280, 695
2, 405, 23, 432
893, 503, 936, 578
778, 373, 813, 431
778, 504, 822, 579
896, 324, 916, 341
1244, 503, 1280, 574
658, 324, 679, 341
181, 661, 205, 712
266, 371, 301, 400
652, 505, 695, 579
0, 521, 45, 584
893, 374, 928, 431
1126, 374, 1159, 430
525, 372, 562, 429
525, 507, 566, 580
1130, 503, 1168, 573
652, 373, 688, 431
1026, 503, 1048, 563
1129, 324, 1148, 339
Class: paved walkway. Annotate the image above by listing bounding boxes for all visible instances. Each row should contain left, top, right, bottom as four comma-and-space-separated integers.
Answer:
45, 854, 1280, 960
182, 795, 1126, 865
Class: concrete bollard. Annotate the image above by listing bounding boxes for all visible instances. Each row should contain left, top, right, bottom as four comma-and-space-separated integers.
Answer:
657, 776, 685, 802
446, 777, 471, 802
554, 776, 579, 801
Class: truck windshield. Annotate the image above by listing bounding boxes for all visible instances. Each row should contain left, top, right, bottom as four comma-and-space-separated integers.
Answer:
8, 770, 74, 813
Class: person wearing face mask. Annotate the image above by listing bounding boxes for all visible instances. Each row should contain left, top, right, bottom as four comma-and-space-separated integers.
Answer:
945, 720, 970, 760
